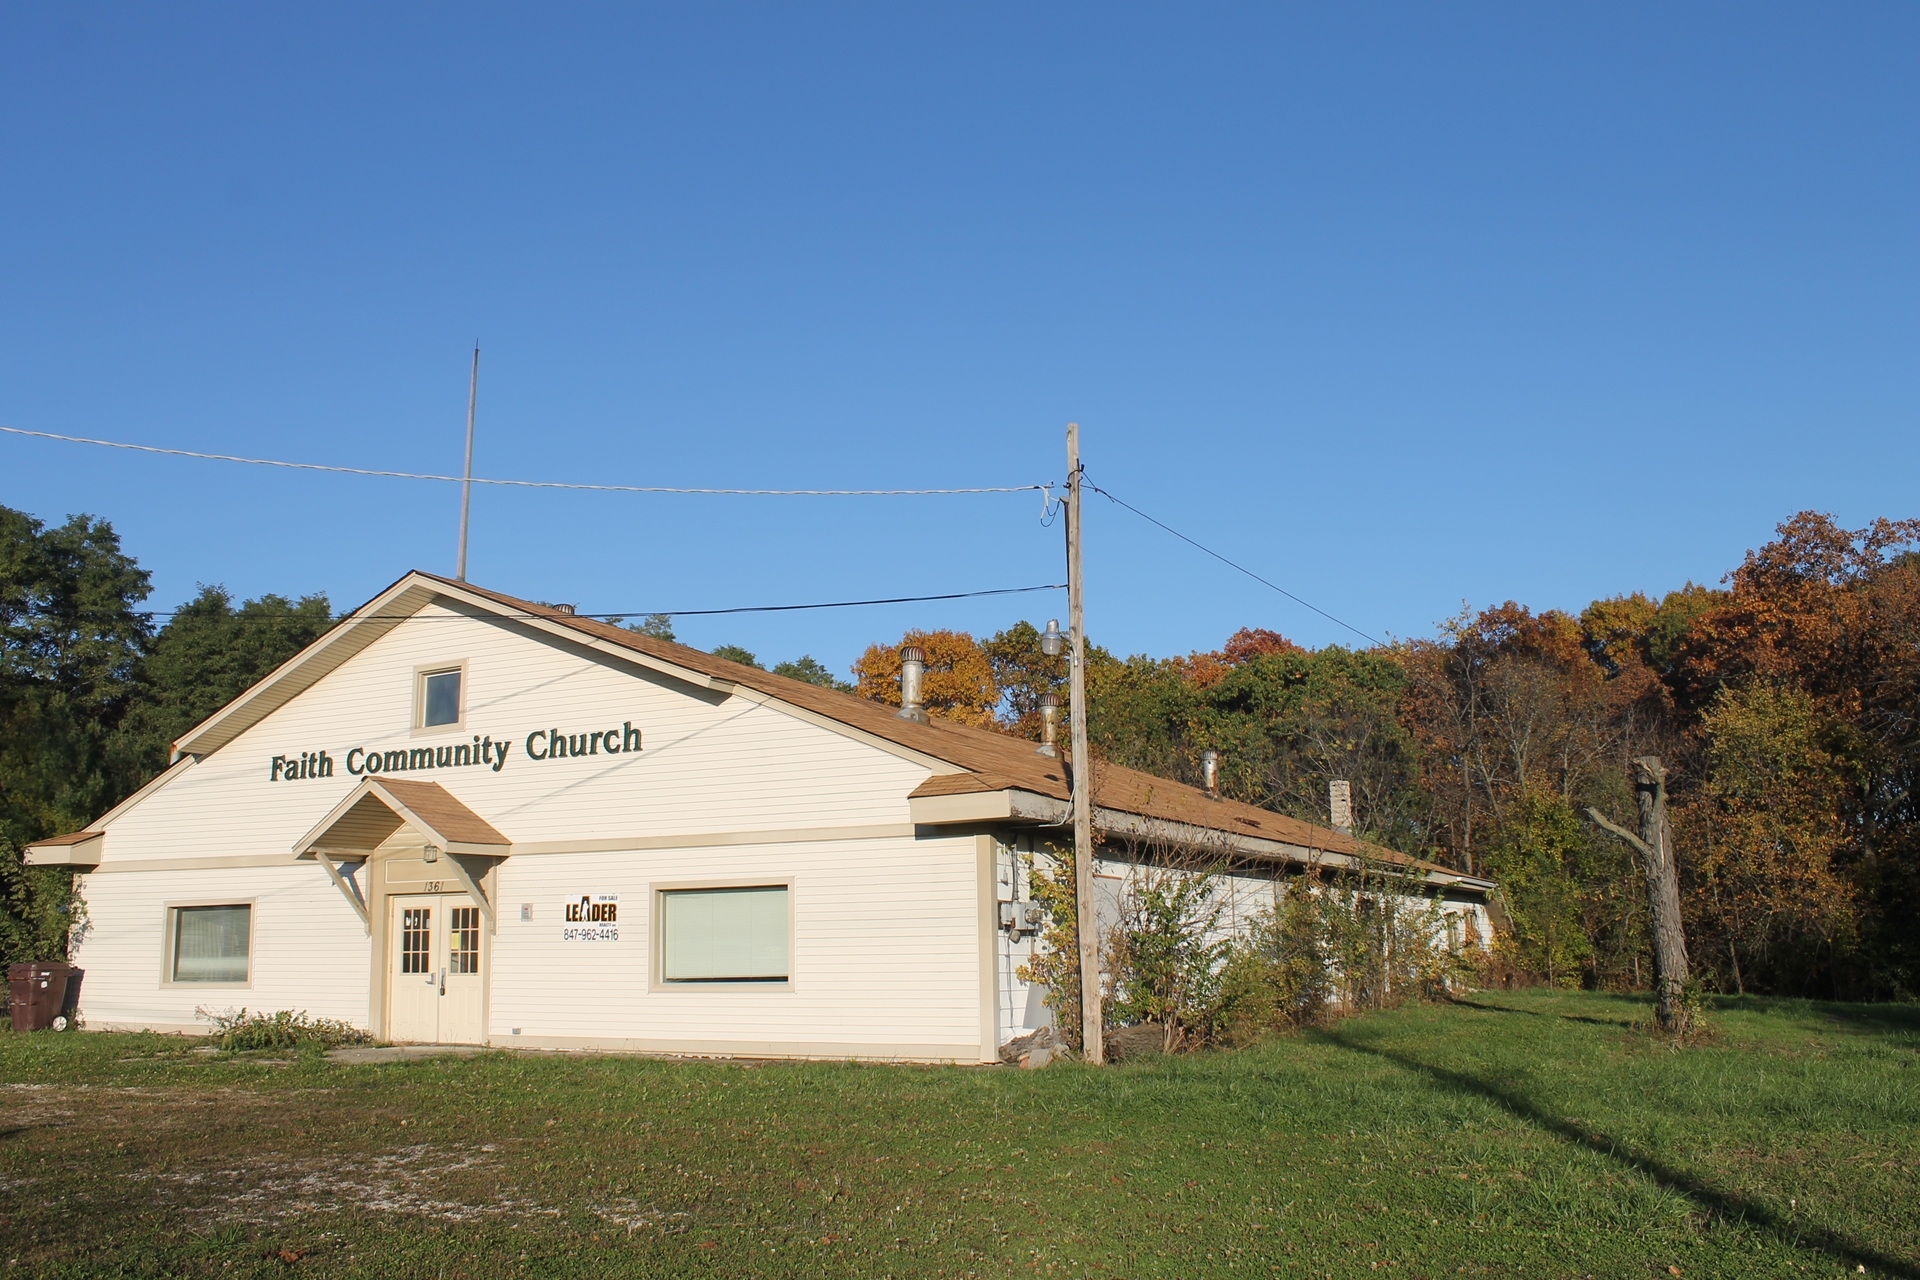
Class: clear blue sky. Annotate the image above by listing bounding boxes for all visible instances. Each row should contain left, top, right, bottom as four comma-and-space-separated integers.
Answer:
3, 5, 1915, 674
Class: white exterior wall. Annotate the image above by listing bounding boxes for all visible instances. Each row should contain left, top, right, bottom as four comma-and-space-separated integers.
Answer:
100, 603, 932, 863
68, 601, 998, 1061
489, 834, 983, 1057
71, 864, 371, 1033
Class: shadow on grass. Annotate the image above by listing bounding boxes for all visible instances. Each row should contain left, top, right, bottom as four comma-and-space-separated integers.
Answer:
1812, 1003, 1920, 1039
1450, 997, 1645, 1029
1328, 1028, 1919, 1278
1668, 994, 1920, 1042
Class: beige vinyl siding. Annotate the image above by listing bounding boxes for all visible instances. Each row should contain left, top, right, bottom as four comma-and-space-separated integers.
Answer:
69, 865, 371, 1033
488, 833, 984, 1057
67, 601, 1004, 1059
96, 603, 933, 864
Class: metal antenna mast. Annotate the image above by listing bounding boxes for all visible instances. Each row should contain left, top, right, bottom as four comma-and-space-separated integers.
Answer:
1066, 421, 1102, 1064
456, 345, 479, 581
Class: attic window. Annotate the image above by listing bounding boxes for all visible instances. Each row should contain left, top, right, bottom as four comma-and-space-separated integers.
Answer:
419, 668, 463, 728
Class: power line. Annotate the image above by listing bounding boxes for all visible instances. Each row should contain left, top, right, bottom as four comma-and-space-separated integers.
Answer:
1084, 479, 1384, 647
609, 583, 1066, 618
135, 582, 1067, 622
0, 425, 1048, 496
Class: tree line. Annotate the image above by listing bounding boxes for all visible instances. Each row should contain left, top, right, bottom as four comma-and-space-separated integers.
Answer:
5, 504, 1916, 1000
849, 511, 1920, 1002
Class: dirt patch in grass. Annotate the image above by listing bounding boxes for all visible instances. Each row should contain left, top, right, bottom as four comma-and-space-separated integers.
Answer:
141, 1141, 554, 1223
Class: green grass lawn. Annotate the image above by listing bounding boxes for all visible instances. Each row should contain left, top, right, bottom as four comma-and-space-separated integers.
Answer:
1, 990, 1915, 1278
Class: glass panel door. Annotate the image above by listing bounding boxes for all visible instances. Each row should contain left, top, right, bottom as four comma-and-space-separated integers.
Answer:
387, 896, 442, 1043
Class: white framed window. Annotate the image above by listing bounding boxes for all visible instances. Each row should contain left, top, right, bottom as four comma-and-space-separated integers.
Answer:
656, 884, 791, 986
415, 664, 465, 731
165, 903, 253, 985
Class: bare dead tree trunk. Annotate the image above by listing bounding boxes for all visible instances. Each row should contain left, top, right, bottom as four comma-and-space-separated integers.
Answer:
1633, 757, 1692, 1029
1586, 756, 1693, 1033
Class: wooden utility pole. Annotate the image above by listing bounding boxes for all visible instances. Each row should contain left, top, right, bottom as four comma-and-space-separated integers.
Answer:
456, 345, 480, 582
1587, 756, 1693, 1033
1066, 423, 1103, 1063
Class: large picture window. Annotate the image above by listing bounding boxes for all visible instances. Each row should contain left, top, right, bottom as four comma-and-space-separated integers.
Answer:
660, 886, 789, 983
171, 904, 251, 983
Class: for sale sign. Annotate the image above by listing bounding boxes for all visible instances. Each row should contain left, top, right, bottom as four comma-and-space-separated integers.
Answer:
562, 894, 620, 943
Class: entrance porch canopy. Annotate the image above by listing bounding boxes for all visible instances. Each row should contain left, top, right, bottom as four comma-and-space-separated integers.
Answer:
294, 777, 509, 935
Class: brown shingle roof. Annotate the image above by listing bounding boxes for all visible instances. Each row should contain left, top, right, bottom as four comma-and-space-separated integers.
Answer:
371, 777, 510, 847
419, 574, 1456, 876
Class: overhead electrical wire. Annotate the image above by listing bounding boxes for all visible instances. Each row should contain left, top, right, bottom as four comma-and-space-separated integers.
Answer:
1083, 478, 1384, 647
5, 422, 1371, 643
595, 583, 1066, 618
136, 582, 1067, 622
0, 425, 1047, 496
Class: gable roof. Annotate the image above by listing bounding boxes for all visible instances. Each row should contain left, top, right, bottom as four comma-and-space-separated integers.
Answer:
170, 570, 1486, 889
294, 776, 510, 857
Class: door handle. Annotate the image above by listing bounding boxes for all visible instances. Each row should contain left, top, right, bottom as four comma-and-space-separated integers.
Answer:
439, 966, 446, 996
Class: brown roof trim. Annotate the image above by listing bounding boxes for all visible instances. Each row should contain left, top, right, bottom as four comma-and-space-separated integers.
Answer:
908, 772, 1035, 799
26, 830, 103, 847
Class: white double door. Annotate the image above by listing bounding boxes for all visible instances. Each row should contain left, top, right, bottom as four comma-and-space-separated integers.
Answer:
387, 894, 486, 1044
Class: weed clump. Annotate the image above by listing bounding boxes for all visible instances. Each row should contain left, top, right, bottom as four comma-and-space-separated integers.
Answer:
196, 1006, 373, 1052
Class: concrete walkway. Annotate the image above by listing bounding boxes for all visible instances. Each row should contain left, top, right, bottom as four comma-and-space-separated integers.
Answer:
325, 1044, 487, 1065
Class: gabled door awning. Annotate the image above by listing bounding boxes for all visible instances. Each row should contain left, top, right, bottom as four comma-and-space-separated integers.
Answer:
294, 777, 509, 934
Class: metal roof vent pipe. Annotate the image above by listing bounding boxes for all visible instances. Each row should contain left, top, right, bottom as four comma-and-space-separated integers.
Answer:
1201, 749, 1220, 798
897, 645, 929, 723
1036, 692, 1060, 756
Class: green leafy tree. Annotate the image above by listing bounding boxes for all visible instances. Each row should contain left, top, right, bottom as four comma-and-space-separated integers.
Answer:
0, 507, 152, 964
1199, 646, 1424, 848
708, 644, 761, 669
1482, 792, 1608, 988
982, 620, 1069, 738
117, 586, 333, 777
771, 655, 852, 692
622, 614, 676, 642
1088, 653, 1201, 780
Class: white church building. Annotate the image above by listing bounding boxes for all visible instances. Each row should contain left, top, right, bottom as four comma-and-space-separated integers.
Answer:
27, 571, 1494, 1062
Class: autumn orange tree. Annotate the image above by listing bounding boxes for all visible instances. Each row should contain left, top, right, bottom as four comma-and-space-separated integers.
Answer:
1661, 513, 1920, 997
852, 629, 999, 727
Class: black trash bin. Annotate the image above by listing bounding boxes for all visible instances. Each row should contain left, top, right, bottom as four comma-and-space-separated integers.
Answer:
7, 962, 82, 1032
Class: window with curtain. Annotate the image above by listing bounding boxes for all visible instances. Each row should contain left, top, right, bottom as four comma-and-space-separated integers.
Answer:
660, 886, 789, 983
171, 904, 251, 983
